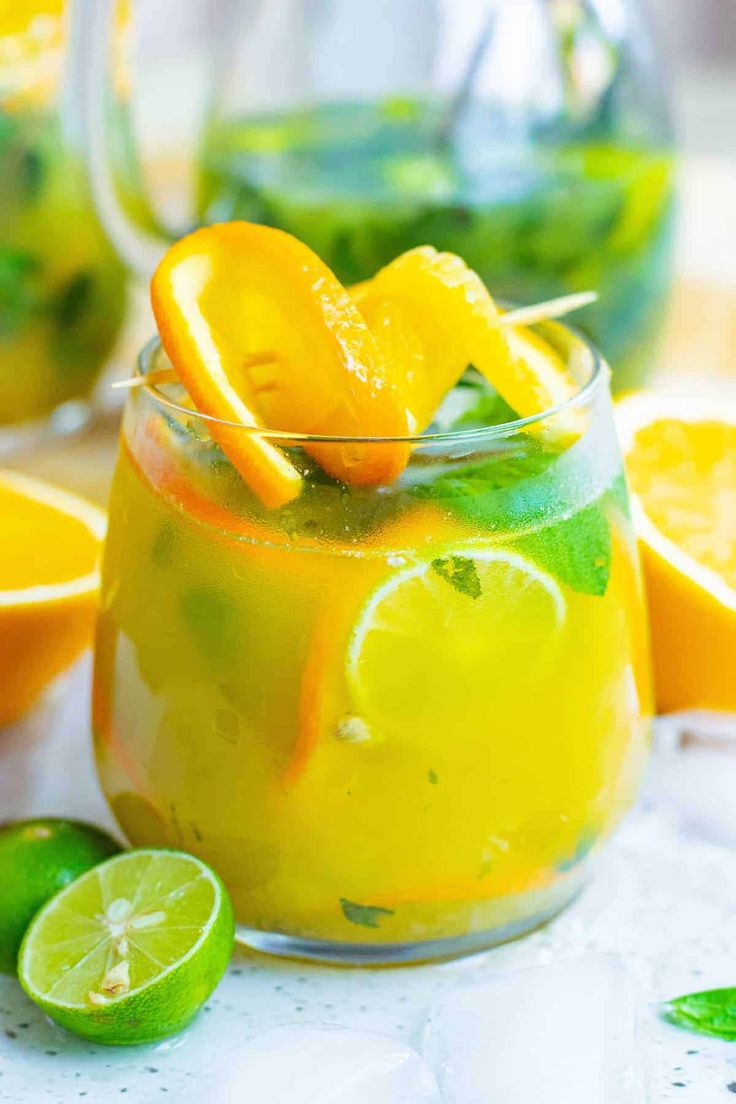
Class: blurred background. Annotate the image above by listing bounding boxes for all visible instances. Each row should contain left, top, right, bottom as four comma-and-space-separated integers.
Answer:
651, 0, 736, 157
1, 0, 734, 499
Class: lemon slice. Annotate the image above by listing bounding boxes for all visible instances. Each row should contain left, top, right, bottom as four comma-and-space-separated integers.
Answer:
347, 547, 566, 738
0, 470, 105, 727
616, 390, 736, 711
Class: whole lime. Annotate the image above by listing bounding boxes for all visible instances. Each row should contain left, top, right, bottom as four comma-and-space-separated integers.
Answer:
0, 818, 120, 974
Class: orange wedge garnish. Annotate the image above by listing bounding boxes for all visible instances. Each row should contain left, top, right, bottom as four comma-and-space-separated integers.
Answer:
151, 223, 411, 505
353, 246, 578, 432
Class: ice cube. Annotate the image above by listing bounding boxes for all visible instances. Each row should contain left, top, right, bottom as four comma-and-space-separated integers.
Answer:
424, 954, 642, 1103
183, 1024, 441, 1103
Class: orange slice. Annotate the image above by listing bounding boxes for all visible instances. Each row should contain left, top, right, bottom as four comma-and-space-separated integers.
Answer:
151, 223, 411, 505
353, 247, 578, 432
0, 471, 105, 727
617, 391, 736, 712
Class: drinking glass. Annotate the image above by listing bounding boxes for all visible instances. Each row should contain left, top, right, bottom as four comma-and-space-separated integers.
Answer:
93, 318, 652, 963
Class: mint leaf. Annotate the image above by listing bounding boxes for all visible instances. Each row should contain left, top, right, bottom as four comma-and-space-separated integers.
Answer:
54, 271, 94, 331
0, 248, 42, 338
413, 443, 613, 597
515, 501, 612, 597
607, 469, 631, 519
450, 389, 519, 429
340, 898, 395, 929
411, 445, 558, 527
664, 988, 736, 1041
432, 555, 482, 599
150, 523, 176, 566
428, 769, 439, 785
181, 585, 240, 667
20, 146, 45, 201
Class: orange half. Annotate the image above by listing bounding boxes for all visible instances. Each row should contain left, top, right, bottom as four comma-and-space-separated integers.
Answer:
617, 390, 736, 712
0, 470, 105, 727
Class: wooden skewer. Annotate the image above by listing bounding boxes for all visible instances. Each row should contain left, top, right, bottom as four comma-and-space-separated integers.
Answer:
502, 290, 598, 328
111, 350, 280, 391
110, 367, 178, 390
111, 293, 598, 392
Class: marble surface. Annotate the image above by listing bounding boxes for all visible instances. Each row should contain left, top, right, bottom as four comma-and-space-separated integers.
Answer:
1, 661, 736, 1102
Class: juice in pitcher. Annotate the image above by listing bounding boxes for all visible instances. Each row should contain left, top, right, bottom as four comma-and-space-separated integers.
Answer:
0, 2, 126, 430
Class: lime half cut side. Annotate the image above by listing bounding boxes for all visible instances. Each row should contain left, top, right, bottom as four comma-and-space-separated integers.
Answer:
347, 547, 567, 739
18, 849, 234, 1046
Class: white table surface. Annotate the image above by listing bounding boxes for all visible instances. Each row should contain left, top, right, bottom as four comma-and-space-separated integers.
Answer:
1, 661, 736, 1102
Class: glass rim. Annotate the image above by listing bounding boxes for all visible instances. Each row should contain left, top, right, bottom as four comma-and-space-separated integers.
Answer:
135, 319, 608, 447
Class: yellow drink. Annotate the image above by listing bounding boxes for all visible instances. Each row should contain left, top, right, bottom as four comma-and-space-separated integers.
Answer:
1, 0, 127, 429
94, 328, 650, 962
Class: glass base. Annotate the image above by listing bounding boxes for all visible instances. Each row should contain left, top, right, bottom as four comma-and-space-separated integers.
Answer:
234, 880, 583, 966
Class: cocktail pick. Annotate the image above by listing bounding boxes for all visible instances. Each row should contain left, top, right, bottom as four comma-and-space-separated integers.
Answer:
111, 291, 598, 391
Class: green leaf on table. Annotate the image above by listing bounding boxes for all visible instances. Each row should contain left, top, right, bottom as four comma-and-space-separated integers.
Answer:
431, 555, 482, 600
663, 988, 736, 1041
340, 898, 395, 929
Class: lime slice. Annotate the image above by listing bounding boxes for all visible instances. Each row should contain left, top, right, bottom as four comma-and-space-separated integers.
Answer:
0, 818, 120, 975
18, 849, 234, 1045
347, 548, 566, 739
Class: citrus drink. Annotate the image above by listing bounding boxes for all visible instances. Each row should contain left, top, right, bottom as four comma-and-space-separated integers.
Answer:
93, 326, 650, 961
0, 1, 127, 429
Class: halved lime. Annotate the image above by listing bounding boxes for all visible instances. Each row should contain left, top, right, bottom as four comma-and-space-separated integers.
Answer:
18, 849, 234, 1045
347, 547, 566, 738
0, 818, 120, 975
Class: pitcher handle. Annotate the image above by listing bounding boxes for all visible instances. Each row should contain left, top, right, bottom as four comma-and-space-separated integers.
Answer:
66, 0, 168, 279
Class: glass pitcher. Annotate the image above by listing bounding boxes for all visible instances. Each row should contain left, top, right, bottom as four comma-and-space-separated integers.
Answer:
74, 0, 675, 391
0, 0, 128, 445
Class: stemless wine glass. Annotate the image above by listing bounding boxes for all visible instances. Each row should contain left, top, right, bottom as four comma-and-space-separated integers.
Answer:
93, 318, 652, 964
0, 1, 127, 447
72, 0, 675, 392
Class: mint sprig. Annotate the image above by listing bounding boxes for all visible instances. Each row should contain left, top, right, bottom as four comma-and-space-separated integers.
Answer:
431, 555, 482, 599
412, 443, 614, 597
663, 988, 736, 1041
340, 898, 395, 929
